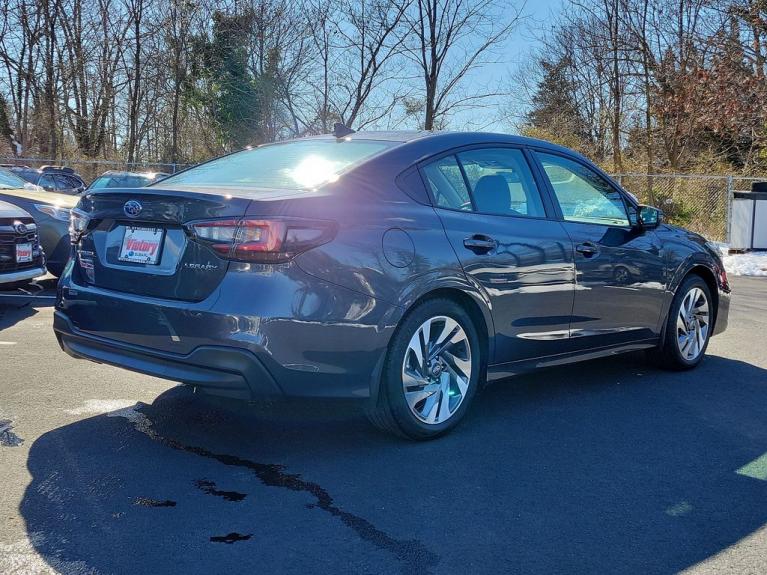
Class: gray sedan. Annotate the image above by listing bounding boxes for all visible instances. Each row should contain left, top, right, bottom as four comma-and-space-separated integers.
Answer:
54, 130, 731, 438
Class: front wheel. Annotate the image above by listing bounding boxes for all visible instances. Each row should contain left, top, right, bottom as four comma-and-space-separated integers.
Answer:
650, 275, 713, 370
366, 298, 481, 440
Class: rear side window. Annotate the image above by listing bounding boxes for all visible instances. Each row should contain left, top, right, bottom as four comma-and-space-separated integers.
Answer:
536, 152, 629, 226
456, 148, 545, 217
155, 139, 396, 191
422, 147, 546, 217
422, 156, 472, 210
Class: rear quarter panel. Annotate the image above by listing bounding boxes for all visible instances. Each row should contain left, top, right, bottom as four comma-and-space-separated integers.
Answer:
290, 154, 494, 343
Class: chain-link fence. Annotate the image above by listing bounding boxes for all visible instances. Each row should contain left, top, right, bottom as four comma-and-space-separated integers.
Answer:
1, 158, 764, 244
0, 157, 194, 185
613, 173, 765, 243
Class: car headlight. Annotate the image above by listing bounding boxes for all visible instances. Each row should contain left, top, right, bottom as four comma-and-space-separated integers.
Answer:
34, 203, 72, 222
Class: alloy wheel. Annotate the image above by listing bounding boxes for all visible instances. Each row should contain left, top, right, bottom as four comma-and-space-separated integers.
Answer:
401, 315, 472, 425
676, 287, 710, 361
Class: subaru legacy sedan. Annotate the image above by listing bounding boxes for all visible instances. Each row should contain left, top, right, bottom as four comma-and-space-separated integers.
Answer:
54, 132, 730, 439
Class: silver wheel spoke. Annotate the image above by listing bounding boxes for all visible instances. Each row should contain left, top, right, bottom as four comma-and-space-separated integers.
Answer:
407, 332, 425, 376
676, 287, 710, 361
402, 315, 472, 425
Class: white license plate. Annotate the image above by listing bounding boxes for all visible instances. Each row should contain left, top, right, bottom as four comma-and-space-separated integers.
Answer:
118, 226, 164, 264
15, 243, 32, 263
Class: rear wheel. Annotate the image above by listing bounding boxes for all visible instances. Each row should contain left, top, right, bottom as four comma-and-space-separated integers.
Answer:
366, 298, 481, 440
650, 275, 713, 370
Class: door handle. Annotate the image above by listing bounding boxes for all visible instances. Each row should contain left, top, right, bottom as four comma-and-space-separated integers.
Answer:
575, 242, 599, 257
463, 235, 497, 254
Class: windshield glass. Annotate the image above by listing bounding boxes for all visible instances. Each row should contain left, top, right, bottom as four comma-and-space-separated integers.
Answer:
0, 168, 29, 189
90, 174, 152, 189
154, 139, 396, 191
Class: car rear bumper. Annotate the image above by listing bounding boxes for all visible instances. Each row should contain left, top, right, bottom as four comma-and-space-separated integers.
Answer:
0, 266, 46, 285
54, 311, 280, 400
54, 264, 400, 400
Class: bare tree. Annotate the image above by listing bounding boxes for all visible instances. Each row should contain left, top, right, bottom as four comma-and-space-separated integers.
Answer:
403, 0, 523, 130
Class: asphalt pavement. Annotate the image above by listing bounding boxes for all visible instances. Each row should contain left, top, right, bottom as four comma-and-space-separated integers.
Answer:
1, 276, 767, 574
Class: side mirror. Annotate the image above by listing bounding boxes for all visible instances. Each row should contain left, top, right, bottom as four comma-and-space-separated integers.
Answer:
638, 205, 662, 229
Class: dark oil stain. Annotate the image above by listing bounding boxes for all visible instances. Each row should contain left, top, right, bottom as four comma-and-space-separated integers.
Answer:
0, 419, 23, 447
133, 497, 177, 507
195, 479, 246, 502
137, 410, 439, 574
210, 532, 252, 544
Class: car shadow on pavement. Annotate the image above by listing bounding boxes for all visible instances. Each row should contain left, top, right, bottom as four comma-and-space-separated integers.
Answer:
0, 303, 40, 332
19, 353, 767, 575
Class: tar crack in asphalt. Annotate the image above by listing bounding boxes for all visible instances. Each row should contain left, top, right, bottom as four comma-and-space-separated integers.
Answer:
109, 404, 439, 575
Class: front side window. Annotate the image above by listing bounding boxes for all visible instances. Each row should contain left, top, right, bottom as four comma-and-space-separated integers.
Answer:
457, 148, 545, 217
536, 152, 629, 226
38, 174, 56, 190
155, 139, 396, 192
54, 175, 76, 190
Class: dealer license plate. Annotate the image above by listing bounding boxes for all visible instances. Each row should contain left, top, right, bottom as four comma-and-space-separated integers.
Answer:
118, 226, 164, 264
15, 243, 32, 263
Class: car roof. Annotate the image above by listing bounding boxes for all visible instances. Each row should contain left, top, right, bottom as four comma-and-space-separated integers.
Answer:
296, 130, 591, 163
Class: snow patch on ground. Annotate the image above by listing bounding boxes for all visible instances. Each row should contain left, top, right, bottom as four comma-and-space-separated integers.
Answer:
0, 533, 100, 575
64, 399, 138, 416
709, 243, 767, 277
723, 252, 767, 277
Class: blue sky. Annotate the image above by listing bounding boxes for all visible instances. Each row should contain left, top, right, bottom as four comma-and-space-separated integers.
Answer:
447, 0, 565, 133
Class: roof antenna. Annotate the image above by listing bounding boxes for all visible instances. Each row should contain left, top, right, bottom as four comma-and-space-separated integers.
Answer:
333, 122, 355, 139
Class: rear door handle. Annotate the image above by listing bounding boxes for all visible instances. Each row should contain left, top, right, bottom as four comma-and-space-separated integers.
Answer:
575, 242, 599, 257
463, 235, 497, 254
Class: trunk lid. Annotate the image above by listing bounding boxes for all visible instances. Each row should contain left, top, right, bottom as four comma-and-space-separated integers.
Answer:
74, 188, 251, 301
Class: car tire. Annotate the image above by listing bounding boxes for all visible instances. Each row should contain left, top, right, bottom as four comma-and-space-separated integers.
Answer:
649, 275, 714, 370
366, 298, 481, 440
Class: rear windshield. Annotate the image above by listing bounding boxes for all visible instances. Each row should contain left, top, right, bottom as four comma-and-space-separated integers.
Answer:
154, 139, 396, 191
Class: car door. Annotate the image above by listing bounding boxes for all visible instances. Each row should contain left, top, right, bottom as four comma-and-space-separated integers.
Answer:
531, 151, 666, 348
421, 146, 575, 363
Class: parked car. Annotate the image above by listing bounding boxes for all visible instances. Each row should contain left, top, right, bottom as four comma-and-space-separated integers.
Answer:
87, 170, 170, 190
53, 131, 730, 439
11, 165, 86, 195
0, 198, 45, 288
0, 168, 77, 277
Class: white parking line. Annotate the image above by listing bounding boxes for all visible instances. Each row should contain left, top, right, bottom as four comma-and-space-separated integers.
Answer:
64, 399, 139, 416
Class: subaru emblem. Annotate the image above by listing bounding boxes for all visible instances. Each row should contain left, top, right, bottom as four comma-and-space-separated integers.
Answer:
123, 200, 142, 217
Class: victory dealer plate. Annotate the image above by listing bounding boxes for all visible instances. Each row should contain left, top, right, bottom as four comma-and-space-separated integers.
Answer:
15, 243, 32, 263
118, 226, 165, 264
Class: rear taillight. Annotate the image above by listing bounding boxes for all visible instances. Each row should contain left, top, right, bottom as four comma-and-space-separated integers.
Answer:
189, 218, 336, 263
69, 208, 90, 243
